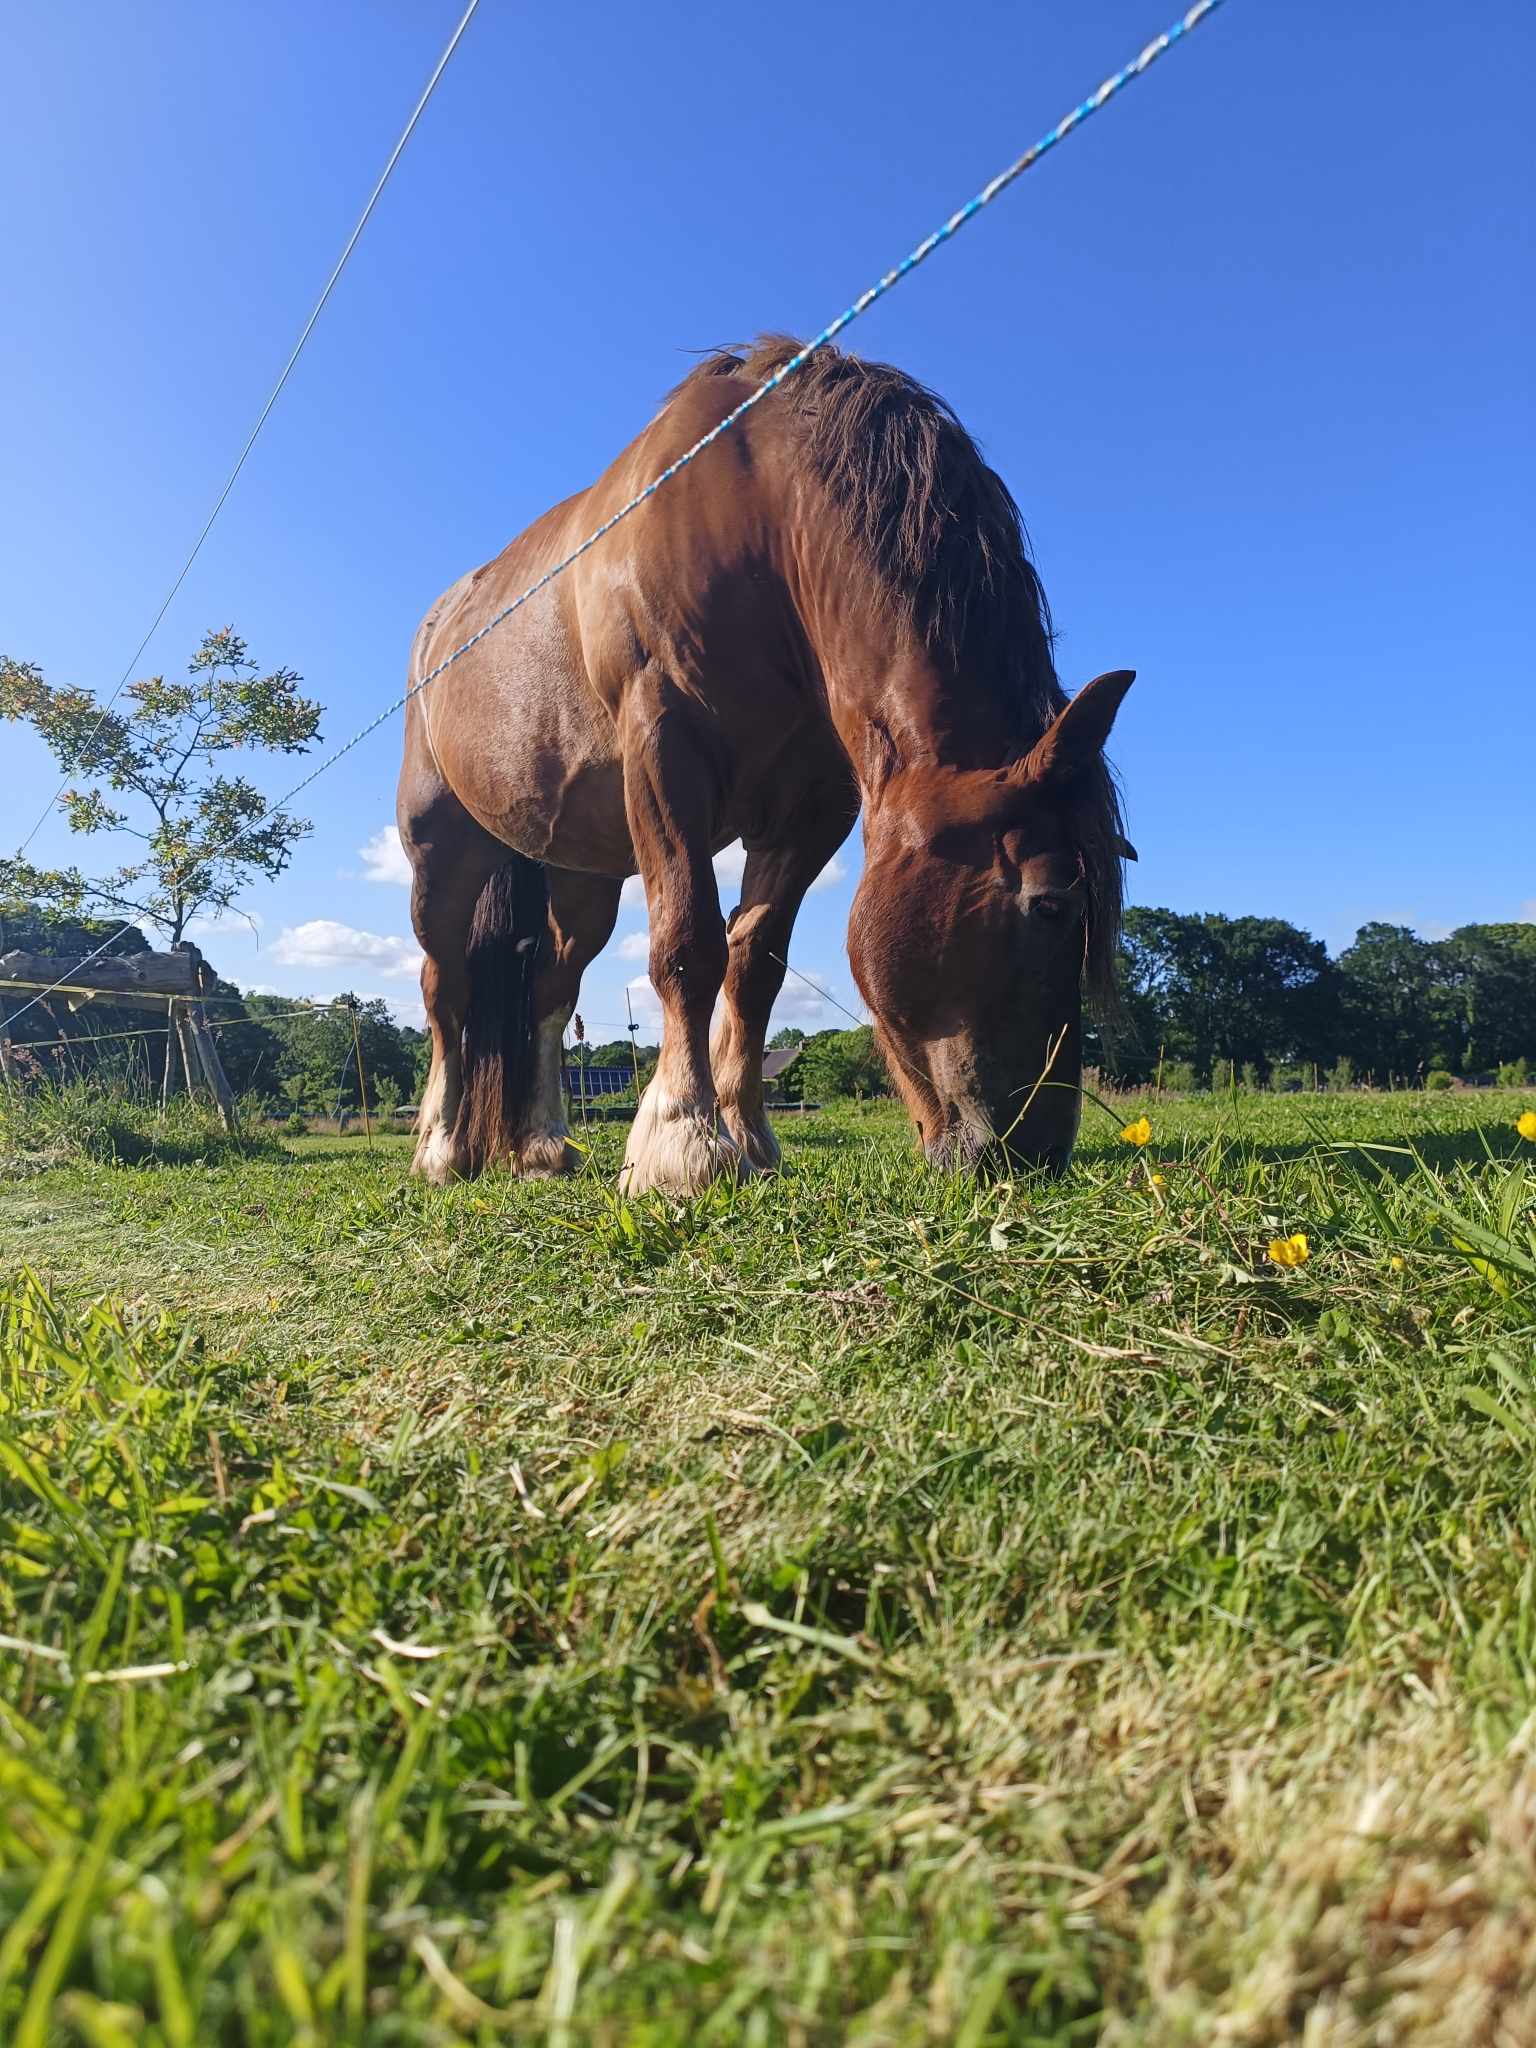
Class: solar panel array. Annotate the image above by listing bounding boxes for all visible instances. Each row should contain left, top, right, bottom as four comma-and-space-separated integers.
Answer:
564, 1066, 633, 1098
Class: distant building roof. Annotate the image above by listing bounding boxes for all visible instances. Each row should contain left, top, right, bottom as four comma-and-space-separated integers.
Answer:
762, 1046, 803, 1081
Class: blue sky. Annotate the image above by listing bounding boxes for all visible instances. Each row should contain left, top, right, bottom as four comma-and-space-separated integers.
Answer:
4, 0, 1531, 1037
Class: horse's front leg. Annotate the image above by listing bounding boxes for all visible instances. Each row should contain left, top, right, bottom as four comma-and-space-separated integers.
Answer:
711, 786, 858, 1170
620, 697, 744, 1197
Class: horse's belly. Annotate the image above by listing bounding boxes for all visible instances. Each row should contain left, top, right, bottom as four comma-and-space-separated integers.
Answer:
425, 599, 635, 875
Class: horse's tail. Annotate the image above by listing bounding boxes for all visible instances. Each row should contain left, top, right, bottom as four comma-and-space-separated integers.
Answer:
454, 855, 549, 1172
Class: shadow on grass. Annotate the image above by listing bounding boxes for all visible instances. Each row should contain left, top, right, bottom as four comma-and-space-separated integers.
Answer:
1201, 1127, 1522, 1177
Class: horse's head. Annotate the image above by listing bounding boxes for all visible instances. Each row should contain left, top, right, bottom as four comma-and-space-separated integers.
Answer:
848, 669, 1134, 1175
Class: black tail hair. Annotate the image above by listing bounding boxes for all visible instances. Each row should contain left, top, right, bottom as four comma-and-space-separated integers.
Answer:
453, 855, 548, 1171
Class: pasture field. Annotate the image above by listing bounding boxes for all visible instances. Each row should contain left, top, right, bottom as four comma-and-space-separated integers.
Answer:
2, 1089, 1535, 2045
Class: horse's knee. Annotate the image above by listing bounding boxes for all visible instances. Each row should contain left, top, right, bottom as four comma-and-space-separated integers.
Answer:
648, 917, 728, 1012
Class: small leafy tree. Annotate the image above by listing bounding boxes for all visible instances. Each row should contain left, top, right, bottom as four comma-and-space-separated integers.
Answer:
796, 1026, 890, 1102
1, 628, 321, 946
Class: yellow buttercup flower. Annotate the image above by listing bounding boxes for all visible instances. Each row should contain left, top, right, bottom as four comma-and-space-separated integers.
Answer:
1389, 1254, 1405, 1272
1517, 1110, 1536, 1142
1121, 1115, 1152, 1147
1267, 1232, 1310, 1269
1150, 1172, 1166, 1188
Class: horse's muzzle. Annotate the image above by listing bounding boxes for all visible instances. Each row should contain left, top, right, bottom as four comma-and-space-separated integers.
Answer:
922, 1118, 1074, 1179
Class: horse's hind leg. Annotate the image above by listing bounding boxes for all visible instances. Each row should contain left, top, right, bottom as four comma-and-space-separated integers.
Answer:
400, 786, 505, 1184
515, 868, 621, 1177
712, 787, 858, 1171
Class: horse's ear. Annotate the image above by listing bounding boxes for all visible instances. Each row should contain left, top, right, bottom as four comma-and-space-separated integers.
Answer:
1020, 670, 1135, 789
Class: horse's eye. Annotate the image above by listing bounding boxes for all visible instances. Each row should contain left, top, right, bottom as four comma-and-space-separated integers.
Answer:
1030, 894, 1069, 921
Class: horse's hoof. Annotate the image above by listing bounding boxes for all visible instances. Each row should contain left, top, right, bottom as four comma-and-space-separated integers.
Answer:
411, 1127, 472, 1184
720, 1111, 781, 1175
515, 1130, 577, 1178
621, 1089, 750, 1196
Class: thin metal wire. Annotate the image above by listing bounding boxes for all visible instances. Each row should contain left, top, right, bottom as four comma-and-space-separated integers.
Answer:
8, 1004, 351, 1055
2, 0, 1229, 1037
769, 954, 868, 1029
12, 0, 483, 860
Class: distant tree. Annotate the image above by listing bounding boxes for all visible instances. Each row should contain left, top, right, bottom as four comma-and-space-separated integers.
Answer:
410, 1030, 433, 1098
1335, 923, 1444, 1082
1094, 941, 1165, 1082
768, 1026, 807, 1050
1441, 923, 1536, 1073
242, 993, 416, 1112
578, 1039, 647, 1069
795, 1025, 890, 1102
1120, 908, 1335, 1084
0, 629, 321, 946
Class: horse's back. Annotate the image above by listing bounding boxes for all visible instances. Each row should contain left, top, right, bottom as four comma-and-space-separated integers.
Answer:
401, 369, 830, 872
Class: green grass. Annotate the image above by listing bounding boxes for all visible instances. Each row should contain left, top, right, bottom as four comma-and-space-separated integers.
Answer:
2, 1090, 1535, 2045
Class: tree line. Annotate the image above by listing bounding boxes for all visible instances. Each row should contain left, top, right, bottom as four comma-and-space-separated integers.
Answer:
1109, 911, 1536, 1088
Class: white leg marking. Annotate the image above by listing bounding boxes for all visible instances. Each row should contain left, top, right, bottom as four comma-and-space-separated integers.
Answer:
721, 1099, 781, 1173
411, 1047, 468, 1183
621, 1077, 748, 1197
515, 1008, 575, 1177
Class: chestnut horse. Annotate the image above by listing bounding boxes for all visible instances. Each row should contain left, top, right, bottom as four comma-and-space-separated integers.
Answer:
399, 337, 1132, 1193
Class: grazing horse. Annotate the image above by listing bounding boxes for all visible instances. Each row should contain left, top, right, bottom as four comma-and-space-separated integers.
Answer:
399, 337, 1132, 1193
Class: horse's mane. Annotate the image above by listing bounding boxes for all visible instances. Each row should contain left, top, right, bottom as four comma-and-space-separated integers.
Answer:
673, 337, 1126, 1004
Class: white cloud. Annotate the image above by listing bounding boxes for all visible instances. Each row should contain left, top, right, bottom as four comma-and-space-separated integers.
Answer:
810, 854, 848, 892
625, 974, 664, 1026
620, 873, 646, 910
770, 975, 866, 1030
618, 929, 650, 960
271, 920, 422, 980
359, 825, 413, 887
381, 993, 426, 1030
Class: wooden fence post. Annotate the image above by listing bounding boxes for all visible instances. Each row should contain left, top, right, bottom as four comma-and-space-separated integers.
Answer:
187, 1005, 237, 1132
161, 996, 177, 1110
186, 950, 238, 1132
173, 1007, 197, 1096
347, 998, 372, 1148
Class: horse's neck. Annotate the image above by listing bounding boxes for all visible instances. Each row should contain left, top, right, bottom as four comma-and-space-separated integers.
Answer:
824, 640, 1037, 790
